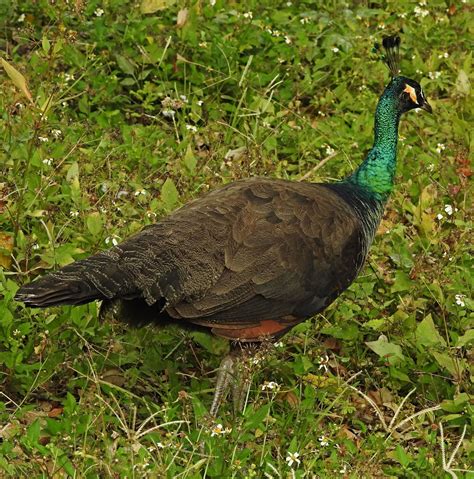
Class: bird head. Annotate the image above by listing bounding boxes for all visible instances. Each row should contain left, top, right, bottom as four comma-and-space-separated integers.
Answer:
382, 35, 432, 115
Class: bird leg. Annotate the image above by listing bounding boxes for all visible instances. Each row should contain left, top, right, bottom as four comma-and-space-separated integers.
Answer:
209, 343, 260, 417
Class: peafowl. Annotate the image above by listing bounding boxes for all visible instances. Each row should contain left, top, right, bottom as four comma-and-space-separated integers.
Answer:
15, 36, 432, 416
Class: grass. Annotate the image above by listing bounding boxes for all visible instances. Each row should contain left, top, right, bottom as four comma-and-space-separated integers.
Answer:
0, 0, 472, 477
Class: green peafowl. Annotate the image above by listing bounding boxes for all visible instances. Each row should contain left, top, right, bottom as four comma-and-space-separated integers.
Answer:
15, 36, 432, 416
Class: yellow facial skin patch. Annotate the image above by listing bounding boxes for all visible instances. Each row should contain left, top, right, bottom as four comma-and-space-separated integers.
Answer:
403, 84, 419, 105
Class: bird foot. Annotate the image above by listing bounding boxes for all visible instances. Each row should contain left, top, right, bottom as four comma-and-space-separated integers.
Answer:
209, 343, 262, 417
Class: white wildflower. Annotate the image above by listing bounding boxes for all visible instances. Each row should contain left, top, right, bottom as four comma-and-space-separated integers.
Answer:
428, 71, 441, 80
64, 73, 74, 82
444, 204, 453, 216
438, 52, 449, 59
274, 341, 284, 348
105, 236, 119, 246
18, 13, 25, 22
13, 329, 21, 336
210, 423, 231, 437
209, 0, 216, 5
300, 17, 310, 24
51, 129, 62, 138
94, 8, 104, 17
42, 158, 53, 166
436, 213, 443, 220
285, 451, 300, 467
436, 143, 446, 153
319, 435, 330, 446
261, 381, 280, 391
199, 41, 208, 48
38, 136, 49, 142
455, 294, 466, 307
427, 163, 435, 171
318, 110, 326, 116
414, 6, 429, 17
186, 124, 197, 132
32, 244, 40, 250
147, 211, 157, 218
180, 94, 188, 102
197, 100, 204, 106
286, 1, 292, 6
399, 12, 407, 18
416, 69, 423, 75
70, 210, 79, 217
243, 11, 253, 19
134, 189, 147, 196
62, 100, 69, 107
162, 109, 176, 118
285, 35, 292, 44
324, 145, 335, 156
332, 47, 339, 53
339, 463, 348, 474
318, 354, 330, 373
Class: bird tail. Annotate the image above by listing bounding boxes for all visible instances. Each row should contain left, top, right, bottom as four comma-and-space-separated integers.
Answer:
15, 251, 131, 308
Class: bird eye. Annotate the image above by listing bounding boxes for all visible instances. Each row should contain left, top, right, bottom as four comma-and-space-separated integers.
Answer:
403, 84, 419, 105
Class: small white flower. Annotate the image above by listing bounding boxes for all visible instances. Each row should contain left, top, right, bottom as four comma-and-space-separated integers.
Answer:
318, 354, 330, 373
32, 243, 40, 250
180, 94, 188, 102
64, 73, 74, 82
324, 145, 335, 156
38, 136, 49, 142
134, 189, 147, 196
274, 341, 284, 348
18, 13, 25, 22
332, 47, 339, 53
243, 11, 253, 19
286, 1, 292, 6
186, 124, 197, 132
427, 163, 435, 171
198, 41, 208, 48
261, 381, 280, 391
61, 100, 69, 107
438, 52, 449, 59
105, 236, 119, 246
300, 17, 310, 24
319, 435, 330, 446
444, 204, 453, 216
378, 23, 386, 30
414, 6, 429, 17
455, 294, 466, 307
428, 71, 441, 80
147, 211, 157, 218
42, 158, 53, 166
399, 12, 407, 18
162, 109, 176, 118
285, 35, 292, 44
13, 329, 21, 336
197, 100, 204, 106
210, 423, 231, 436
318, 110, 326, 117
51, 129, 62, 138
94, 8, 104, 17
209, 0, 216, 5
436, 143, 446, 154
436, 213, 444, 220
416, 69, 423, 75
285, 451, 300, 467
339, 463, 348, 474
70, 210, 79, 217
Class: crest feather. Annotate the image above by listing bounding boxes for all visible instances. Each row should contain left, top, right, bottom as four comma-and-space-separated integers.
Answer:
382, 35, 401, 77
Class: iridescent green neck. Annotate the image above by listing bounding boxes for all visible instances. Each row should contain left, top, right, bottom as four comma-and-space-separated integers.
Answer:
345, 90, 401, 202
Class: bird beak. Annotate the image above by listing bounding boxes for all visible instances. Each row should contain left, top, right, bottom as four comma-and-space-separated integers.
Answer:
420, 101, 433, 113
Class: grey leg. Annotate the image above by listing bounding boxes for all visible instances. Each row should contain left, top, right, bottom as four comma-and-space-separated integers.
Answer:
210, 353, 236, 417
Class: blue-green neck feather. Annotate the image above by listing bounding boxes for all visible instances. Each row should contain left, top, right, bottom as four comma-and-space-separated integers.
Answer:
345, 81, 402, 202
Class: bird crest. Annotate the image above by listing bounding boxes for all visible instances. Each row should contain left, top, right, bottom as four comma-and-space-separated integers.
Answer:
382, 35, 401, 77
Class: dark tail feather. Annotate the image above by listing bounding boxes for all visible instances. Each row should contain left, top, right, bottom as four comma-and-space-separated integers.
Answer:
14, 250, 136, 308
15, 273, 104, 307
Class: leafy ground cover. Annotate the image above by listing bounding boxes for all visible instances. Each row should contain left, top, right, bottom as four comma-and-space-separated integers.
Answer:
0, 0, 472, 477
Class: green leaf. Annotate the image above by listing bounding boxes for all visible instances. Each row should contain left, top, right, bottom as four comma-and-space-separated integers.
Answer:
366, 336, 405, 364
42, 36, 51, 54
161, 178, 179, 211
244, 404, 270, 430
86, 212, 103, 237
455, 329, 474, 348
432, 352, 464, 378
0, 58, 33, 103
390, 271, 412, 293
115, 55, 136, 75
182, 144, 197, 174
394, 444, 411, 467
141, 0, 177, 14
416, 314, 446, 347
